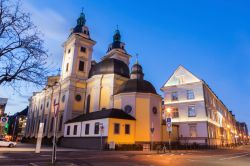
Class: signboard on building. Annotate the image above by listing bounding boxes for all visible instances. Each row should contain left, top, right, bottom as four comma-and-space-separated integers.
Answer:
166, 117, 172, 132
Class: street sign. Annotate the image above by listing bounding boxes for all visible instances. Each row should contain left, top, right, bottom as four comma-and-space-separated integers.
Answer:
166, 117, 172, 132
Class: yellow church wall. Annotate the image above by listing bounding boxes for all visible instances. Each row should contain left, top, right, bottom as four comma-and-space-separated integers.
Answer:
89, 88, 95, 113
107, 118, 135, 144
100, 87, 110, 110
135, 97, 150, 142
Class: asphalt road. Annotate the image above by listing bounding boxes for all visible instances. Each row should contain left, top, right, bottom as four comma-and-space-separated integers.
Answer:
0, 144, 250, 166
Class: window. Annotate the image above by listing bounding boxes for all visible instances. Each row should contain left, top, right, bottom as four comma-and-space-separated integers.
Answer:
66, 63, 69, 72
94, 122, 99, 134
46, 101, 49, 108
73, 125, 77, 135
125, 124, 130, 134
86, 95, 91, 114
172, 108, 179, 118
80, 46, 86, 52
152, 107, 157, 114
85, 124, 90, 135
78, 60, 85, 72
75, 94, 82, 102
187, 90, 195, 100
124, 105, 132, 114
171, 92, 178, 101
68, 48, 71, 54
67, 126, 70, 135
59, 115, 63, 131
43, 119, 47, 133
114, 123, 120, 134
61, 95, 65, 103
189, 125, 197, 137
188, 105, 196, 117
50, 117, 54, 132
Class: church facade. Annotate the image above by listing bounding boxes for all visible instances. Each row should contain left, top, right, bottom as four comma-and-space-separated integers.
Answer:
25, 11, 165, 148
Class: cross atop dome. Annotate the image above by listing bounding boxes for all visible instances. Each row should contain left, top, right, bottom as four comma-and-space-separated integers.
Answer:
77, 8, 86, 26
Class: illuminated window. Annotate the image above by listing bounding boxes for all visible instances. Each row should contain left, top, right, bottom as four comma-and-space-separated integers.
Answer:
125, 124, 130, 134
189, 125, 197, 137
114, 123, 120, 134
78, 60, 84, 72
172, 108, 179, 118
188, 105, 196, 117
187, 90, 194, 100
94, 122, 99, 134
67, 126, 70, 135
171, 92, 178, 101
73, 125, 77, 135
85, 124, 90, 135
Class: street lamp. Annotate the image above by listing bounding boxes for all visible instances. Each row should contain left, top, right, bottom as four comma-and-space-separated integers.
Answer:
165, 107, 172, 153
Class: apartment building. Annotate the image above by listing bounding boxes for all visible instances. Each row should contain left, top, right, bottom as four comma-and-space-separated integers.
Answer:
161, 66, 239, 146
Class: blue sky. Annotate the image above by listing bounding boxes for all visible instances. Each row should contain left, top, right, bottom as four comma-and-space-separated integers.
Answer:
0, 0, 249, 130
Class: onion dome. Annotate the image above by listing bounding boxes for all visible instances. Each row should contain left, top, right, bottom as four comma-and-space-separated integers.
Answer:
88, 58, 130, 78
117, 61, 157, 94
130, 63, 144, 80
107, 28, 126, 52
70, 11, 90, 37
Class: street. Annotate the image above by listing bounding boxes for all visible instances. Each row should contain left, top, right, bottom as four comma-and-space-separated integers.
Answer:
0, 144, 250, 166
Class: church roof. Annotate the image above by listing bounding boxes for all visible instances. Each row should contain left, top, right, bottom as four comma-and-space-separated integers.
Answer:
117, 79, 157, 94
65, 108, 135, 124
88, 58, 130, 78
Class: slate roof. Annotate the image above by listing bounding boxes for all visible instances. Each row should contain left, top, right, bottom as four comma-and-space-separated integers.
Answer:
65, 108, 135, 124
88, 58, 130, 78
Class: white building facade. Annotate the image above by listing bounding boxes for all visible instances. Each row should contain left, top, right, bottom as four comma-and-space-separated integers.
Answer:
162, 66, 238, 146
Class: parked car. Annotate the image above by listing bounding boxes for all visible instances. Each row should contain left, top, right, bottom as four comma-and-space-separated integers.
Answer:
0, 138, 17, 148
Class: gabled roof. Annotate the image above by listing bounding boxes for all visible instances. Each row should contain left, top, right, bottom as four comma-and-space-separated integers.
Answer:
65, 108, 135, 124
161, 65, 201, 89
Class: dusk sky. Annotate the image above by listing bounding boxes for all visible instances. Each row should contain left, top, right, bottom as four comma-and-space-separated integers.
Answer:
0, 0, 249, 130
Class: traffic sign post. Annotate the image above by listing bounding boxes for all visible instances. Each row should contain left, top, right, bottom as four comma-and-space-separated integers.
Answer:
166, 117, 172, 153
150, 123, 154, 151
99, 123, 104, 151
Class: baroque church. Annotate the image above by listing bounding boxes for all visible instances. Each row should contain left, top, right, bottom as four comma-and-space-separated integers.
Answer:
25, 11, 169, 148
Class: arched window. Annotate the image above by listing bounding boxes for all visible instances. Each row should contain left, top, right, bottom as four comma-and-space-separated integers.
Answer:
50, 117, 54, 132
86, 95, 91, 114
59, 115, 63, 131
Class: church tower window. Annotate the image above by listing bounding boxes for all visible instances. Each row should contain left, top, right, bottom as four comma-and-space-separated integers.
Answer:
66, 63, 69, 72
80, 46, 86, 52
78, 60, 85, 72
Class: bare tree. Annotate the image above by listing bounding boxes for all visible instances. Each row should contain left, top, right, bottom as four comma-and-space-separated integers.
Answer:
0, 0, 48, 86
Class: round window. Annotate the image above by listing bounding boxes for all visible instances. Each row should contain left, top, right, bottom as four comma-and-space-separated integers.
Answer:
62, 95, 65, 103
124, 105, 132, 114
152, 107, 157, 114
75, 94, 82, 102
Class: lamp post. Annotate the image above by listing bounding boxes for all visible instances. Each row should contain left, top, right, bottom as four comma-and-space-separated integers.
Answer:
52, 81, 62, 164
166, 107, 172, 153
